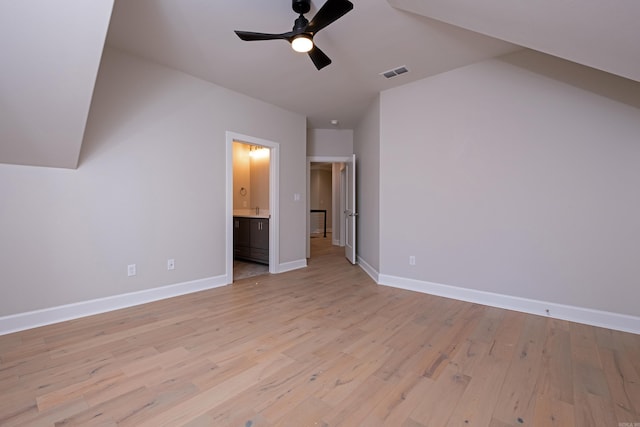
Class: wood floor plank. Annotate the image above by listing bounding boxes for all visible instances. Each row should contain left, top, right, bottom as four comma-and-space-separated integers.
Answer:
597, 347, 640, 422
573, 390, 619, 427
444, 306, 530, 426
537, 323, 574, 404
321, 375, 400, 426
491, 316, 547, 426
410, 304, 485, 380
448, 338, 490, 378
363, 372, 428, 425
54, 386, 150, 426
0, 395, 39, 426
407, 364, 470, 426
36, 369, 127, 412
259, 352, 360, 423
444, 350, 511, 427
137, 351, 293, 426
199, 359, 315, 424
117, 380, 200, 427
1, 237, 638, 425
4, 397, 88, 427
570, 322, 603, 368
318, 345, 395, 407
613, 334, 640, 398
532, 392, 575, 427
468, 307, 505, 344
273, 396, 332, 426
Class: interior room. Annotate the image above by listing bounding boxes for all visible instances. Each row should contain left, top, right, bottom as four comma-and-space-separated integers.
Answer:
1, 0, 639, 425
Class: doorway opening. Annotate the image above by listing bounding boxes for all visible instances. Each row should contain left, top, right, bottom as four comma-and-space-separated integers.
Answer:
307, 155, 356, 263
232, 141, 270, 280
226, 132, 280, 284
309, 161, 341, 258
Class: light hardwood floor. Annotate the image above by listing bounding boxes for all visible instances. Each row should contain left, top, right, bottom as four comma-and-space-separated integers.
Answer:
1, 237, 639, 426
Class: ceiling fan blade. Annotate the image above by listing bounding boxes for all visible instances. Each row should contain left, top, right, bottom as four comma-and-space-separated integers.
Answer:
308, 45, 332, 70
234, 30, 294, 41
306, 0, 353, 34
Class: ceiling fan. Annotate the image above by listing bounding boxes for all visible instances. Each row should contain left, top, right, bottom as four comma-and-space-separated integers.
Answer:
234, 0, 354, 70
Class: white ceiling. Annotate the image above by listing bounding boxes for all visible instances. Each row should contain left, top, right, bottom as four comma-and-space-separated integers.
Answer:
1, 0, 638, 169
105, 0, 520, 130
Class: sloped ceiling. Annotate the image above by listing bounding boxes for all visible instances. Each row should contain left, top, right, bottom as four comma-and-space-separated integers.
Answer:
105, 0, 519, 130
1, 0, 637, 169
388, 0, 640, 82
0, 0, 113, 169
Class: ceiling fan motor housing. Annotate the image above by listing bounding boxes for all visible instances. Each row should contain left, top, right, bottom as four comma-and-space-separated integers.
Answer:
293, 0, 311, 14
293, 15, 309, 32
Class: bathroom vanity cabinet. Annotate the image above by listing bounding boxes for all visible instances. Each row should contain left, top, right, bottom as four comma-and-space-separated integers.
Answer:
233, 216, 269, 264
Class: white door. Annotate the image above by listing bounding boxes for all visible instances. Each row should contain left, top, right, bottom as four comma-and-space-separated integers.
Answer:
345, 154, 357, 264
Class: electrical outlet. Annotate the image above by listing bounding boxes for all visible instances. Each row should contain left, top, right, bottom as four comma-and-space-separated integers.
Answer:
409, 256, 416, 266
127, 264, 136, 277
167, 259, 175, 270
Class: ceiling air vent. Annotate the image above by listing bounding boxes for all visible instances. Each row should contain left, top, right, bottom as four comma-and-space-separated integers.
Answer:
381, 65, 409, 79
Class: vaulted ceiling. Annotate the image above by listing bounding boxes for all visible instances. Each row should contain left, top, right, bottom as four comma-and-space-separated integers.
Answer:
1, 0, 638, 169
389, 0, 640, 82
0, 0, 113, 169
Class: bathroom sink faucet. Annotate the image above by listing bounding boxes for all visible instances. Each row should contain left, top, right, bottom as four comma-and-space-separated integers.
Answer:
255, 206, 259, 215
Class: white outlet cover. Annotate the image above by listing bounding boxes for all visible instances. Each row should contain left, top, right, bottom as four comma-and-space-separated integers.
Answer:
127, 264, 136, 276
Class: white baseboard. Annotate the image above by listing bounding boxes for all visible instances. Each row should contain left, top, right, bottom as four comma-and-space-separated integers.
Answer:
357, 256, 379, 283
0, 275, 229, 336
277, 258, 307, 274
378, 274, 640, 335
6, 268, 636, 336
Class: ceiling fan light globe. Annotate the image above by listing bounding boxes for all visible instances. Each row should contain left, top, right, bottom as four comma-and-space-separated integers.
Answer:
291, 35, 313, 53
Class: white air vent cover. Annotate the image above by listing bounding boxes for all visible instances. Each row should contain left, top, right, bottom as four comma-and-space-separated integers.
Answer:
381, 65, 409, 79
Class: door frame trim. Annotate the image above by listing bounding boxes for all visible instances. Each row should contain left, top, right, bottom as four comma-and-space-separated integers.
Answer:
227, 132, 280, 282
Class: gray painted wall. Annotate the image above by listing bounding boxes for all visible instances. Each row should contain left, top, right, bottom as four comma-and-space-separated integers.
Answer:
354, 96, 381, 273
307, 129, 354, 157
0, 48, 306, 316
379, 52, 640, 317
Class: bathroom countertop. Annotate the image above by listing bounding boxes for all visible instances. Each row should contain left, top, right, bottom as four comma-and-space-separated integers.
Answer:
233, 209, 270, 219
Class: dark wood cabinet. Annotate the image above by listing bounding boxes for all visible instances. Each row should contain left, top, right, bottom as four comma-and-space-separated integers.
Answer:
234, 217, 269, 264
